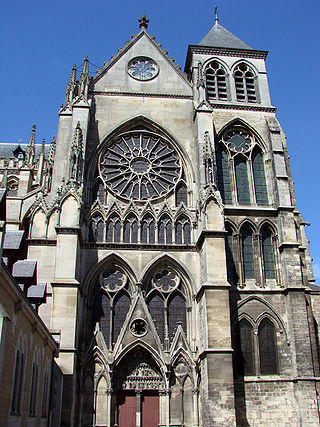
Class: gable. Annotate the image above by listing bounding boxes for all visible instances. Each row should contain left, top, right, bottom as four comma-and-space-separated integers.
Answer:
93, 33, 192, 96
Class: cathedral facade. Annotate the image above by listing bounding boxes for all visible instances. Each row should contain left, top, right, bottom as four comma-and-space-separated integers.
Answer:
1, 15, 320, 427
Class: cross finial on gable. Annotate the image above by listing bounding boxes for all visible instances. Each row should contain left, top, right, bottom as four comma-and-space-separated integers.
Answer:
138, 15, 149, 31
214, 6, 219, 25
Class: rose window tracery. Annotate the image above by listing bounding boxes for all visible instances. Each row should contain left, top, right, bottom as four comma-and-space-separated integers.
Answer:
152, 269, 179, 292
99, 131, 181, 201
99, 268, 126, 292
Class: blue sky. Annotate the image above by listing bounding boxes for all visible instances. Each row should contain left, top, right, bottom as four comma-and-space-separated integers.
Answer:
1, 0, 319, 282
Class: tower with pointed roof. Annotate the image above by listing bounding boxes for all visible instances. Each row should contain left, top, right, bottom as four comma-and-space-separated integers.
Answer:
0, 12, 319, 427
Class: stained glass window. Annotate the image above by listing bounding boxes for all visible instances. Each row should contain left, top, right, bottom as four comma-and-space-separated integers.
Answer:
241, 227, 255, 280
261, 228, 275, 279
225, 227, 236, 284
216, 148, 232, 204
123, 214, 138, 243
252, 148, 268, 206
92, 293, 111, 347
239, 319, 255, 375
259, 319, 278, 375
175, 215, 191, 244
168, 294, 186, 341
158, 215, 172, 244
235, 156, 250, 204
141, 214, 155, 243
148, 293, 165, 343
113, 293, 130, 344
99, 131, 181, 201
106, 213, 121, 243
175, 181, 188, 206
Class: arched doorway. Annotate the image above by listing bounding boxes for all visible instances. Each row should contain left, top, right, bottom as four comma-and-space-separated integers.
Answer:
113, 346, 164, 427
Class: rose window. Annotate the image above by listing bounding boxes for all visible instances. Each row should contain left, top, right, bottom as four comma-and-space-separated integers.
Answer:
99, 131, 181, 201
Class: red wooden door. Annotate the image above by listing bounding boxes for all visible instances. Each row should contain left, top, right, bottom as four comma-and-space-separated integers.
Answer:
141, 392, 159, 427
117, 392, 136, 427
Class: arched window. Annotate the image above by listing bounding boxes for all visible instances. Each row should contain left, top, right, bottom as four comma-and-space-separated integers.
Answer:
234, 63, 257, 102
235, 156, 250, 204
205, 60, 228, 101
239, 319, 255, 375
106, 213, 121, 243
175, 181, 188, 206
258, 318, 278, 374
158, 215, 172, 244
113, 292, 131, 343
148, 292, 165, 343
216, 127, 269, 206
261, 227, 276, 280
252, 148, 268, 206
92, 292, 111, 347
241, 227, 255, 280
175, 215, 191, 244
141, 214, 155, 243
168, 293, 187, 340
146, 269, 188, 345
123, 213, 138, 243
88, 215, 104, 242
225, 226, 237, 284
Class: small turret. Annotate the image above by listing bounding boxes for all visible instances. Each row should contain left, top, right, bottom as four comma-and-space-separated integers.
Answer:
79, 55, 89, 97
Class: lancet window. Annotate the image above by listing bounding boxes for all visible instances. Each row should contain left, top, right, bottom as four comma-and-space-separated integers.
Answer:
146, 269, 187, 345
216, 126, 268, 206
88, 214, 104, 242
175, 181, 188, 206
141, 214, 155, 243
234, 63, 257, 102
175, 215, 191, 244
106, 213, 121, 243
91, 267, 131, 350
123, 213, 138, 243
205, 60, 228, 101
158, 215, 172, 244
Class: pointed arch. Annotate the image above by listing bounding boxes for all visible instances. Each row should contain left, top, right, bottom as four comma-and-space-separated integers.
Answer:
106, 212, 121, 243
205, 59, 228, 101
252, 146, 268, 205
240, 224, 255, 280
123, 212, 138, 243
141, 213, 155, 244
158, 214, 172, 244
233, 61, 257, 102
175, 214, 191, 244
258, 318, 278, 374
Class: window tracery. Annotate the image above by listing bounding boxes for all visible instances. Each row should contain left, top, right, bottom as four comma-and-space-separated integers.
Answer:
175, 215, 191, 244
123, 213, 138, 243
141, 214, 155, 243
158, 214, 172, 244
99, 131, 181, 201
146, 269, 187, 345
91, 267, 131, 350
216, 127, 269, 206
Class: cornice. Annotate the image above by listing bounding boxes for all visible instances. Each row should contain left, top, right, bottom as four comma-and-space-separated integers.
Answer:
210, 102, 276, 113
27, 238, 57, 246
188, 45, 268, 59
90, 91, 192, 100
82, 242, 197, 251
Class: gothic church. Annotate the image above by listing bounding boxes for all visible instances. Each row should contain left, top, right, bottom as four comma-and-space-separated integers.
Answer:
1, 14, 319, 427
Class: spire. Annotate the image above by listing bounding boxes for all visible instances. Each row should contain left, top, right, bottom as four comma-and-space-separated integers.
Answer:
25, 124, 36, 164
198, 14, 253, 49
79, 55, 89, 96
70, 64, 77, 84
138, 15, 149, 31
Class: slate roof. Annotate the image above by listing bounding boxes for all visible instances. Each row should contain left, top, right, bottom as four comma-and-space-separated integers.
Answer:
27, 282, 46, 299
3, 230, 24, 250
0, 143, 50, 160
12, 260, 37, 278
199, 22, 253, 50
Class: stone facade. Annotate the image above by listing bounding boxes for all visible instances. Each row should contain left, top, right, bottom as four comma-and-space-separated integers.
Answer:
0, 14, 319, 427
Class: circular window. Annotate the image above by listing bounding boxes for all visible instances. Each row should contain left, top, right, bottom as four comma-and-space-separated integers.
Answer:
99, 268, 126, 292
130, 318, 148, 337
128, 57, 159, 81
152, 269, 179, 293
99, 131, 181, 201
224, 130, 251, 153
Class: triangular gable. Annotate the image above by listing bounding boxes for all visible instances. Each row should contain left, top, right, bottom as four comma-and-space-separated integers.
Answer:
93, 31, 192, 96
